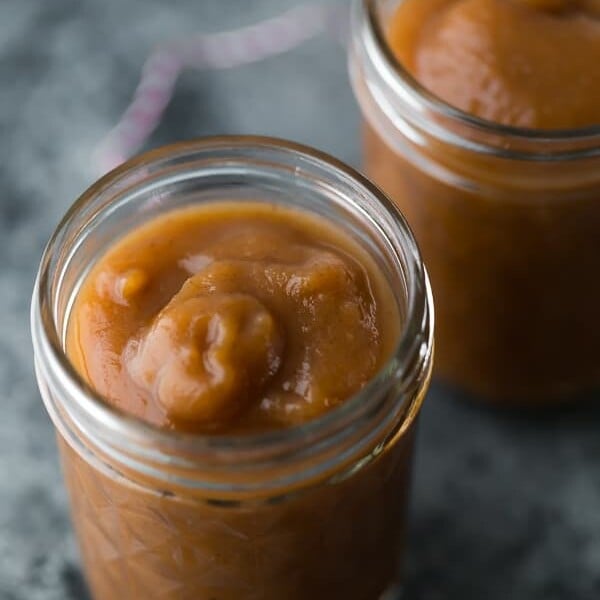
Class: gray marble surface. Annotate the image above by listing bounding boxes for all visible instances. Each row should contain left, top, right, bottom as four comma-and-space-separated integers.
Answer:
1, 1, 599, 599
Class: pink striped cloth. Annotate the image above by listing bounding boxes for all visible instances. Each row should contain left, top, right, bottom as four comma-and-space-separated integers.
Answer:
95, 2, 346, 174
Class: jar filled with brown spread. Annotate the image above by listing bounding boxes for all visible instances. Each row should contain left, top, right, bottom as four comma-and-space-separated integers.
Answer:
349, 0, 600, 404
31, 137, 434, 600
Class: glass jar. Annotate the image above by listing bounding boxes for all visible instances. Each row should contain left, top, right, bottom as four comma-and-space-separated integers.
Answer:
349, 0, 600, 404
31, 137, 434, 600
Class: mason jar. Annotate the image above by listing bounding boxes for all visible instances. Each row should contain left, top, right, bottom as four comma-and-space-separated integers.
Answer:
349, 0, 600, 405
31, 137, 434, 600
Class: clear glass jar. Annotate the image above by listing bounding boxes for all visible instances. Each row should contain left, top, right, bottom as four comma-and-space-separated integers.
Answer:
31, 137, 434, 600
349, 0, 600, 405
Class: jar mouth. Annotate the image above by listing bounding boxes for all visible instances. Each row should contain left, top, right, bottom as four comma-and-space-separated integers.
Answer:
31, 136, 433, 489
358, 0, 600, 158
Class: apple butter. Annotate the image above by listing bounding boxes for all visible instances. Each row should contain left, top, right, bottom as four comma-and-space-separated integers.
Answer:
351, 0, 600, 403
66, 202, 400, 433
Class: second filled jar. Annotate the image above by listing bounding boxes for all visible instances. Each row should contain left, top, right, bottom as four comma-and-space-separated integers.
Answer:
350, 0, 600, 404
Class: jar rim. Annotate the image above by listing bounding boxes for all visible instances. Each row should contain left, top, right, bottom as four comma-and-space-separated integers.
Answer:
356, 0, 600, 157
31, 135, 433, 490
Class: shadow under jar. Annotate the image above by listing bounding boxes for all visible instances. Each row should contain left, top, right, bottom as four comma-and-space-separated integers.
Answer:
349, 0, 600, 405
31, 137, 434, 600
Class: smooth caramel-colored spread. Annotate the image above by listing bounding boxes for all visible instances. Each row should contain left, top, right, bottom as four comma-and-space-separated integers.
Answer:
361, 0, 600, 403
61, 200, 416, 600
67, 202, 399, 432
389, 0, 600, 129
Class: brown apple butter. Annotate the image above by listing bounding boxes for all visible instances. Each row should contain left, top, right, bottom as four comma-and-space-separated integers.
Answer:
56, 196, 425, 599
354, 0, 600, 403
66, 202, 400, 432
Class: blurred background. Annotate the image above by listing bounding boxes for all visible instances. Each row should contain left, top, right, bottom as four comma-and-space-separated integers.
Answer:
2, 1, 600, 599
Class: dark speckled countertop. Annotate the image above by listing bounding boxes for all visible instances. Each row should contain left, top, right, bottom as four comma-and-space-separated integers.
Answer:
1, 1, 599, 599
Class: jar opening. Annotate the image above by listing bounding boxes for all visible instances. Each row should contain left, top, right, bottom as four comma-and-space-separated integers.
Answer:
352, 0, 600, 161
32, 136, 433, 495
